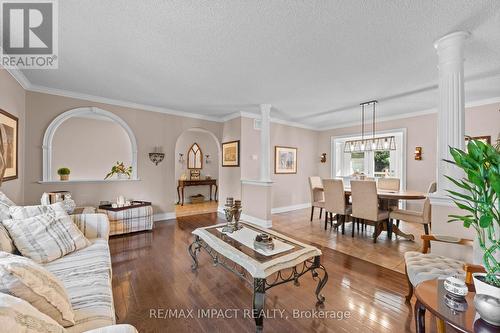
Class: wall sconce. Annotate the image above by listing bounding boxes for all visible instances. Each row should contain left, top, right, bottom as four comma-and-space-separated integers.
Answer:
149, 146, 165, 165
320, 153, 327, 163
414, 147, 422, 160
205, 154, 211, 164
178, 153, 185, 163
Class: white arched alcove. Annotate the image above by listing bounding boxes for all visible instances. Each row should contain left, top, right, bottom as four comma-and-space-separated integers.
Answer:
174, 127, 222, 206
42, 107, 138, 182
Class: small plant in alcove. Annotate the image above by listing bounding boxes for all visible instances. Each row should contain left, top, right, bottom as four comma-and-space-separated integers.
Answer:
57, 167, 71, 181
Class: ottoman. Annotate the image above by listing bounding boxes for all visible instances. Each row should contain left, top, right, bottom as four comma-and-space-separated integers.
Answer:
98, 201, 153, 236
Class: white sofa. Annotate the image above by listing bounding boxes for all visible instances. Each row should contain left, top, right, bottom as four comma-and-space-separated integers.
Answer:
1, 212, 137, 333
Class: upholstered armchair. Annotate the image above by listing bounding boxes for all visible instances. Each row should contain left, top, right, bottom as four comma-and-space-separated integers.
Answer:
404, 234, 485, 302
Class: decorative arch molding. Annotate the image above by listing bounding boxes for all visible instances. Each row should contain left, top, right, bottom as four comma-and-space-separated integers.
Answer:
42, 106, 138, 181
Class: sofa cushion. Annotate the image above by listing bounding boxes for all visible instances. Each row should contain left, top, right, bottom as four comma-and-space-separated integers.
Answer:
405, 251, 464, 286
3, 213, 90, 264
9, 202, 67, 220
0, 292, 66, 333
44, 239, 115, 333
0, 191, 15, 253
0, 252, 75, 326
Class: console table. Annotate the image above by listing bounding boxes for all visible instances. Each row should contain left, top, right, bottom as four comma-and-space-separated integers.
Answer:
177, 179, 218, 206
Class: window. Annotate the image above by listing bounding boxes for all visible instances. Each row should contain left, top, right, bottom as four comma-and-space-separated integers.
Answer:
332, 130, 405, 186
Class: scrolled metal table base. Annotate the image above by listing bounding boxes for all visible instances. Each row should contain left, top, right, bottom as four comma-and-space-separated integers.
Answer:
188, 236, 328, 332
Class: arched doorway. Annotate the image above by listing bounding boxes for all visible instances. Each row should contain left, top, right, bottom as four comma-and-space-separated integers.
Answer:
174, 128, 221, 217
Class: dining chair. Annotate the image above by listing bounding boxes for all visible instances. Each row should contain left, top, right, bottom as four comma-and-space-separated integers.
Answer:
350, 180, 390, 243
323, 179, 351, 232
308, 176, 325, 221
390, 181, 437, 235
377, 177, 400, 210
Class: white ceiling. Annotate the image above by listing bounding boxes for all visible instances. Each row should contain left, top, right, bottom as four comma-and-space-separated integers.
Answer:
19, 0, 500, 129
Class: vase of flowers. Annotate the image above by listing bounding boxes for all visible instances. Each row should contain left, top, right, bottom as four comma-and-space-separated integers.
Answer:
57, 167, 71, 181
446, 139, 500, 325
104, 162, 132, 180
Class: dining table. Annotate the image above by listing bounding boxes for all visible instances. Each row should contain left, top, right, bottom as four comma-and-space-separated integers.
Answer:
314, 186, 427, 241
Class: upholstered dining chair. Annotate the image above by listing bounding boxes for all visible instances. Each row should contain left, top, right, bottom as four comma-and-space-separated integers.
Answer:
323, 179, 351, 232
350, 180, 390, 243
308, 176, 325, 221
377, 177, 400, 191
389, 181, 437, 235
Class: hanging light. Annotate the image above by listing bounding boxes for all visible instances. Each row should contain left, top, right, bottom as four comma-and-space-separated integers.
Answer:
343, 101, 397, 152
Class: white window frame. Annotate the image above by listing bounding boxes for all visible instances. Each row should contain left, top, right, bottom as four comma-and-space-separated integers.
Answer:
330, 128, 407, 191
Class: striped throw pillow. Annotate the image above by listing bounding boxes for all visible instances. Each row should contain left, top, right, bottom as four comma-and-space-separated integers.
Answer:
0, 252, 75, 326
2, 213, 90, 264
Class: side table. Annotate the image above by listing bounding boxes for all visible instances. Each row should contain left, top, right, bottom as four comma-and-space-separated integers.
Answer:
414, 279, 497, 333
98, 201, 153, 236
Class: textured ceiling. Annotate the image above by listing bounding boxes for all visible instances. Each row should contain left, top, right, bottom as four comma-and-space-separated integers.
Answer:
21, 0, 500, 128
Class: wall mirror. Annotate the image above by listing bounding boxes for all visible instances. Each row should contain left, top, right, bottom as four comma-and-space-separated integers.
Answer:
187, 143, 203, 169
42, 107, 138, 182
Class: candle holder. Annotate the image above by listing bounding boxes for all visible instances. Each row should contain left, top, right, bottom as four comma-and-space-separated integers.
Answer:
222, 197, 243, 233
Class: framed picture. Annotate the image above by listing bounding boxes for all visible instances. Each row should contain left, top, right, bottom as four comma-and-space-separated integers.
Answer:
275, 146, 297, 174
0, 109, 18, 181
222, 140, 240, 167
190, 169, 200, 180
465, 135, 491, 145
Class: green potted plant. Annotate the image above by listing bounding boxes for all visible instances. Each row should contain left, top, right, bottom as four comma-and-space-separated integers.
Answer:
445, 139, 499, 317
104, 161, 132, 180
57, 167, 71, 181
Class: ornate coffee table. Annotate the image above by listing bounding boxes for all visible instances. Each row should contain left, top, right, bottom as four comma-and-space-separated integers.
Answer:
188, 222, 328, 332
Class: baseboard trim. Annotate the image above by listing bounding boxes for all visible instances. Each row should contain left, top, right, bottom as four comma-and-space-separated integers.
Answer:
240, 213, 272, 228
154, 212, 176, 221
271, 203, 311, 214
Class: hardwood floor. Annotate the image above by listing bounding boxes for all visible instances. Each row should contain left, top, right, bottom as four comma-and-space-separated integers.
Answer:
272, 208, 425, 273
175, 201, 219, 217
110, 213, 445, 333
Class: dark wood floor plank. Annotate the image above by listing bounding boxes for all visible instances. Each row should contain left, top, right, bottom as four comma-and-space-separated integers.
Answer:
110, 213, 443, 333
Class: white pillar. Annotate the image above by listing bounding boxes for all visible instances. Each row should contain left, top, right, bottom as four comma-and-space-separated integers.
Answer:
260, 104, 272, 182
434, 31, 469, 195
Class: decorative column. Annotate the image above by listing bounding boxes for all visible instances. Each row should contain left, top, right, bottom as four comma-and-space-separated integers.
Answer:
434, 31, 469, 195
260, 104, 272, 182
430, 31, 475, 262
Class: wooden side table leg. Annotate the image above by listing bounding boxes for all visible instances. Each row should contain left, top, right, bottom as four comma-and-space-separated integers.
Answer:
177, 186, 180, 205
181, 186, 185, 206
436, 318, 446, 333
415, 299, 426, 333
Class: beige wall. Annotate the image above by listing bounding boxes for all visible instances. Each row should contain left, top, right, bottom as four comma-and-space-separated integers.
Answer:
218, 117, 242, 206
175, 130, 219, 201
0, 69, 25, 203
52, 117, 132, 180
24, 91, 222, 217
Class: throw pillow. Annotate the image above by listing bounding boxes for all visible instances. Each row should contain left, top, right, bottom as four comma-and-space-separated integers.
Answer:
9, 202, 67, 220
0, 191, 15, 221
0, 292, 66, 333
2, 213, 90, 264
0, 191, 16, 253
0, 252, 75, 326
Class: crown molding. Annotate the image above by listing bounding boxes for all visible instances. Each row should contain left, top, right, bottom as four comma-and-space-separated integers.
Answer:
27, 84, 222, 122
4, 70, 500, 132
317, 95, 500, 131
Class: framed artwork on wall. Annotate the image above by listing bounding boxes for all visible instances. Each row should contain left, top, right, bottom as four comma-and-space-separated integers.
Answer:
222, 140, 240, 167
275, 146, 297, 174
0, 109, 18, 181
465, 135, 491, 145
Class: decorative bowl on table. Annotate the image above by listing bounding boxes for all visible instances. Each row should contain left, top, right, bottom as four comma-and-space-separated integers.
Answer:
254, 233, 275, 251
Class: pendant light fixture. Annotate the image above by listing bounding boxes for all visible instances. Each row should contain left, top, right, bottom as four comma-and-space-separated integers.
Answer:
344, 101, 396, 153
